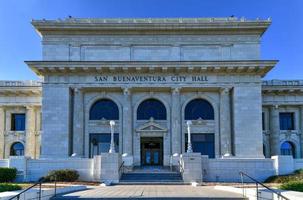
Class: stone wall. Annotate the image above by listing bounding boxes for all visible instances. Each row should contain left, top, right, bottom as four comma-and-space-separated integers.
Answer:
2, 155, 302, 183
294, 159, 303, 170
202, 157, 275, 182
42, 35, 260, 61
0, 159, 9, 167
41, 85, 71, 158
26, 158, 94, 181
232, 85, 263, 158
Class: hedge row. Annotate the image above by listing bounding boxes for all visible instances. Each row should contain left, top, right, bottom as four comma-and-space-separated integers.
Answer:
44, 169, 79, 182
265, 169, 303, 183
0, 183, 21, 192
0, 168, 17, 182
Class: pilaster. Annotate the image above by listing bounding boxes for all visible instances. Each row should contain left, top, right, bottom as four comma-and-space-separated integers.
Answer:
220, 87, 232, 156
269, 105, 280, 156
25, 106, 36, 158
73, 87, 84, 157
171, 87, 181, 154
0, 107, 5, 159
122, 87, 133, 156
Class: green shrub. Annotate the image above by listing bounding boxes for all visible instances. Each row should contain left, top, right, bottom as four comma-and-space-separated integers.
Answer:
0, 168, 17, 182
294, 169, 303, 175
0, 183, 21, 192
280, 181, 303, 192
265, 169, 303, 183
44, 169, 79, 182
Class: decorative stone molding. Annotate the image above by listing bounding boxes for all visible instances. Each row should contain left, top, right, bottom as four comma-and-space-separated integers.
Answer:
123, 87, 131, 96
136, 118, 167, 134
171, 87, 180, 95
31, 17, 271, 36
26, 60, 277, 77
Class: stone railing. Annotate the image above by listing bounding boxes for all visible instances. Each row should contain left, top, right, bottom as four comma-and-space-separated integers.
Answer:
0, 80, 42, 87
262, 80, 303, 86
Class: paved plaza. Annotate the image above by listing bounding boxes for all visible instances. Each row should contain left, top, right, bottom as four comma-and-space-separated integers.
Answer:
52, 185, 246, 199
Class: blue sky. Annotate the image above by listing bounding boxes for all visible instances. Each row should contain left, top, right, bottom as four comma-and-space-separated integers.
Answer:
0, 0, 302, 80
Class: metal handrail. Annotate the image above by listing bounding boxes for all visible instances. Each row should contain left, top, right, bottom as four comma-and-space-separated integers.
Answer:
239, 171, 290, 200
119, 161, 125, 174
178, 160, 184, 173
8, 176, 57, 200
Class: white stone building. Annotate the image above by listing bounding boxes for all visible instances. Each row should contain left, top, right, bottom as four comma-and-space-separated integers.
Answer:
1, 17, 303, 182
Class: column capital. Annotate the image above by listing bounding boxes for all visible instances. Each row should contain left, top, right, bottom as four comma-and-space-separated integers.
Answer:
25, 105, 37, 110
74, 87, 81, 93
220, 87, 230, 95
270, 104, 279, 110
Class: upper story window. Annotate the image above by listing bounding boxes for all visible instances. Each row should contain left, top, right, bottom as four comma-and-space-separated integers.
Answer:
185, 99, 214, 120
11, 114, 25, 131
279, 112, 295, 130
137, 99, 167, 120
89, 99, 119, 120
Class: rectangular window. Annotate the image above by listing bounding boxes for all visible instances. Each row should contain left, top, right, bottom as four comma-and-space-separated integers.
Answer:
262, 112, 265, 130
185, 133, 215, 158
11, 114, 25, 131
279, 112, 295, 130
89, 133, 119, 158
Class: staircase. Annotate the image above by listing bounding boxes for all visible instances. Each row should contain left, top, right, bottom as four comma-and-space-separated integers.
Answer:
119, 166, 184, 184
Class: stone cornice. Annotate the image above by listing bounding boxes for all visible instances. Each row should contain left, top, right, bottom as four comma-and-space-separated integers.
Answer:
26, 60, 277, 77
0, 87, 41, 96
32, 17, 271, 36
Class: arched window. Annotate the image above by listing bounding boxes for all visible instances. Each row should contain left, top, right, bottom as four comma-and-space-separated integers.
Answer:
281, 141, 295, 158
89, 99, 119, 120
185, 99, 214, 120
10, 142, 24, 156
137, 99, 167, 120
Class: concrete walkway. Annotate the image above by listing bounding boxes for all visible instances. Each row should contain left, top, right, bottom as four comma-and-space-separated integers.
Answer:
52, 185, 247, 199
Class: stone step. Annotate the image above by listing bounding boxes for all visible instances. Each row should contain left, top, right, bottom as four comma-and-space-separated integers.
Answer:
120, 172, 183, 183
52, 196, 247, 200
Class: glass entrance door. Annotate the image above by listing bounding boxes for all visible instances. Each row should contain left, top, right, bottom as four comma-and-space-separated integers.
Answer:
141, 137, 163, 166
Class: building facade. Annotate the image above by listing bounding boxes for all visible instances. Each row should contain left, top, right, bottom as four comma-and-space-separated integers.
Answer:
1, 18, 303, 168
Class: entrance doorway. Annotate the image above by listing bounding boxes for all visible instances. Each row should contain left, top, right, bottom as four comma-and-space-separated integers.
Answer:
141, 137, 163, 166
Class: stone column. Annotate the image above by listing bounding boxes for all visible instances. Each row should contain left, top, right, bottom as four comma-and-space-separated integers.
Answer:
0, 107, 5, 159
122, 88, 133, 156
220, 88, 232, 156
73, 88, 84, 157
25, 106, 36, 158
300, 106, 303, 158
171, 87, 181, 154
269, 105, 280, 156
